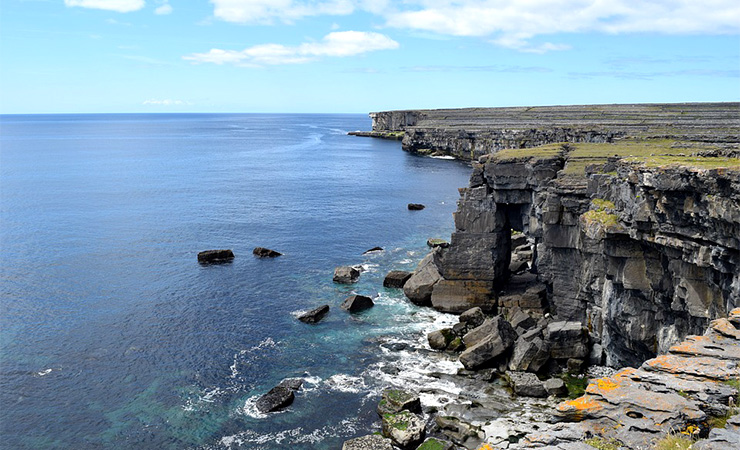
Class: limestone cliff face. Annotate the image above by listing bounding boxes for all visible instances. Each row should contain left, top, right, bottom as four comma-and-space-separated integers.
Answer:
367, 103, 740, 369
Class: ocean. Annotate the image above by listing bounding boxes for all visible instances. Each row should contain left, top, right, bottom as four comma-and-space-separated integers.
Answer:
0, 114, 474, 449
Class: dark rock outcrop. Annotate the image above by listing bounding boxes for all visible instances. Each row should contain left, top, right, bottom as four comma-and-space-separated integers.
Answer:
459, 317, 517, 370
197, 249, 234, 263
403, 250, 443, 306
383, 270, 412, 288
363, 246, 384, 254
297, 305, 330, 324
333, 266, 360, 284
255, 386, 294, 413
252, 247, 282, 257
408, 203, 425, 210
376, 389, 421, 416
506, 371, 547, 397
340, 295, 374, 313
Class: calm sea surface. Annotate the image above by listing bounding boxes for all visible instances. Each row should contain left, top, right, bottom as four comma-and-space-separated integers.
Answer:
0, 114, 473, 449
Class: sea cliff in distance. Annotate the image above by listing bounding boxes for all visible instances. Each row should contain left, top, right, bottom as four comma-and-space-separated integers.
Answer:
346, 103, 740, 449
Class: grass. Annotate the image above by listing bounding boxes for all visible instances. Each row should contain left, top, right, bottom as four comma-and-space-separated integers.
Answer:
585, 436, 622, 450
624, 156, 740, 170
582, 210, 620, 228
561, 374, 590, 399
491, 143, 566, 162
591, 198, 615, 211
723, 378, 740, 390
652, 434, 694, 450
417, 438, 447, 450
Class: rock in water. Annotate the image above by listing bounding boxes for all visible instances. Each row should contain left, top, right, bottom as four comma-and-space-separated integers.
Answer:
376, 389, 421, 416
277, 378, 304, 391
342, 435, 394, 450
403, 251, 443, 306
459, 307, 485, 329
255, 386, 294, 413
297, 305, 330, 324
340, 295, 374, 313
333, 266, 360, 284
197, 249, 234, 263
383, 270, 412, 288
252, 247, 282, 257
408, 203, 425, 210
363, 246, 384, 254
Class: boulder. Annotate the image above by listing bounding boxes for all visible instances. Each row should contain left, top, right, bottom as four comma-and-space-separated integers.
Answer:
255, 386, 294, 413
459, 307, 485, 329
381, 411, 426, 448
508, 335, 550, 373
277, 378, 303, 391
334, 266, 360, 284
340, 295, 374, 313
403, 252, 442, 306
197, 249, 234, 263
544, 378, 569, 397
459, 317, 517, 370
417, 438, 454, 450
297, 305, 330, 324
434, 416, 484, 448
428, 328, 455, 350
363, 246, 384, 254
509, 308, 536, 333
342, 434, 394, 450
252, 247, 282, 257
383, 270, 412, 288
507, 371, 547, 397
427, 238, 450, 248
408, 203, 426, 210
546, 321, 589, 360
377, 389, 421, 416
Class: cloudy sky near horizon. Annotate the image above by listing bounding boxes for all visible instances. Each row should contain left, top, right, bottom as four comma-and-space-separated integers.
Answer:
1, 0, 738, 113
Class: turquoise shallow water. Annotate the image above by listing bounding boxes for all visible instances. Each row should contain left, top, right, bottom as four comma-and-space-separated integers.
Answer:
0, 114, 473, 449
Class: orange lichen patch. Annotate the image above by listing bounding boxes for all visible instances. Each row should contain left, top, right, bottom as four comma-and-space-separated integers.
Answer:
476, 444, 494, 450
597, 378, 620, 391
729, 307, 740, 317
614, 367, 637, 378
711, 318, 740, 339
558, 395, 603, 413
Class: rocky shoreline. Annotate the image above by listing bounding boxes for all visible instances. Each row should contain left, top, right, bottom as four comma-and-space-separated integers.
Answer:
345, 103, 739, 449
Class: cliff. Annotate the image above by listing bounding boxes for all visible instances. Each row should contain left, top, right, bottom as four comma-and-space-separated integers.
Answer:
364, 103, 740, 369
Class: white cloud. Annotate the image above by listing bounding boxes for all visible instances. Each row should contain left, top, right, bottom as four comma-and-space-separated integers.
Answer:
210, 0, 354, 24
64, 0, 145, 13
154, 2, 173, 15
142, 99, 192, 105
183, 31, 399, 66
384, 0, 740, 51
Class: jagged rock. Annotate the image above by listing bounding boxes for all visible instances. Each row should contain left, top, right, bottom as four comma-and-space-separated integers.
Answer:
729, 308, 740, 328
709, 318, 740, 339
381, 411, 425, 448
567, 358, 584, 374
340, 295, 374, 313
342, 434, 394, 450
544, 378, 569, 397
297, 305, 329, 324
434, 416, 484, 448
508, 335, 550, 372
383, 270, 412, 288
428, 328, 455, 351
507, 371, 547, 397
408, 203, 425, 210
509, 308, 536, 333
460, 307, 485, 329
197, 249, 234, 263
333, 266, 360, 284
427, 238, 450, 248
460, 317, 517, 370
255, 386, 294, 413
252, 247, 282, 257
363, 246, 384, 254
452, 322, 468, 335
546, 322, 589, 360
276, 378, 303, 391
377, 389, 421, 416
694, 428, 740, 450
404, 251, 442, 306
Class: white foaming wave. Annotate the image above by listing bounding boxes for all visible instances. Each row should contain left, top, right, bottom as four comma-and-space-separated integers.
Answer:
229, 337, 279, 379
240, 395, 270, 419
355, 263, 379, 273
431, 155, 456, 160
324, 374, 367, 393
218, 417, 362, 448
399, 258, 414, 264
183, 387, 225, 412
37, 368, 52, 377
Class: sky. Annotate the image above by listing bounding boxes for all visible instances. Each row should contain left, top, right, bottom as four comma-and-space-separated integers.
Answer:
0, 0, 738, 114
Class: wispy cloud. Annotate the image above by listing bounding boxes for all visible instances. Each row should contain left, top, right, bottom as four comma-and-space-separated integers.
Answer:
569, 68, 740, 80
142, 99, 192, 106
154, 1, 173, 15
65, 0, 145, 13
210, 0, 354, 24
183, 31, 399, 66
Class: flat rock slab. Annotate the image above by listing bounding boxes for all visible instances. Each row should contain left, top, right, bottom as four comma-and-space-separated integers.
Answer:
669, 334, 740, 361
334, 266, 360, 284
297, 305, 330, 324
197, 249, 234, 263
642, 354, 740, 381
383, 270, 412, 288
381, 411, 426, 448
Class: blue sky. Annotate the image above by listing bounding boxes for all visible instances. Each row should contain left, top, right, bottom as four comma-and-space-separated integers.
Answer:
0, 0, 738, 113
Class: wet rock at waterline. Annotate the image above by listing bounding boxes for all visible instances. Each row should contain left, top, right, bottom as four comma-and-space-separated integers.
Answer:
255, 386, 294, 413
197, 249, 234, 264
376, 389, 421, 416
407, 203, 425, 210
333, 266, 360, 284
297, 305, 330, 324
340, 295, 374, 313
363, 246, 384, 254
252, 247, 282, 258
383, 270, 412, 289
403, 251, 443, 306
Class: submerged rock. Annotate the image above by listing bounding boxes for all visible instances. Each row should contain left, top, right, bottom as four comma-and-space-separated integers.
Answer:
408, 203, 426, 210
297, 305, 330, 324
334, 266, 360, 284
197, 249, 234, 263
383, 270, 412, 289
340, 295, 374, 313
252, 247, 282, 257
342, 434, 394, 450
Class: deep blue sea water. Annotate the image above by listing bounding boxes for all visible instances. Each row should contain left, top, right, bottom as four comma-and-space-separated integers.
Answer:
0, 114, 473, 449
